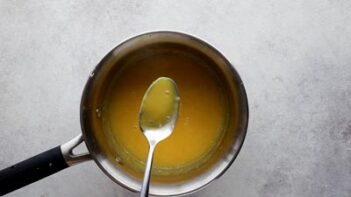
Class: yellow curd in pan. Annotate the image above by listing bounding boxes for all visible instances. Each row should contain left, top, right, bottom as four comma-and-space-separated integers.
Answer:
102, 51, 228, 177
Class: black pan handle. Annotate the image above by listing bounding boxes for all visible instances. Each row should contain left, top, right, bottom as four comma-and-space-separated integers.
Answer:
0, 146, 68, 195
0, 134, 91, 196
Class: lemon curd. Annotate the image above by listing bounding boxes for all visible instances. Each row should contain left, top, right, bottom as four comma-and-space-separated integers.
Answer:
102, 49, 229, 177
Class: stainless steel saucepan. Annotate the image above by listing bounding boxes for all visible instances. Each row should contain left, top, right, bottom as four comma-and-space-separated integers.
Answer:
0, 32, 249, 196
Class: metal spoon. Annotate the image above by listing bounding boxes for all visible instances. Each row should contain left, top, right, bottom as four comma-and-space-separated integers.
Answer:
139, 77, 180, 197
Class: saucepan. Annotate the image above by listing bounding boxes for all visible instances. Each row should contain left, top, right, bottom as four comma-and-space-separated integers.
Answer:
0, 31, 248, 196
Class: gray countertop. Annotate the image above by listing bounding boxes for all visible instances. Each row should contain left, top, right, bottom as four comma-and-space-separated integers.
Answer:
0, 1, 350, 196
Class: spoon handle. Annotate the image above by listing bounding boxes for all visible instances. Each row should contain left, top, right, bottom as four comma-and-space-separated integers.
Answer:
140, 144, 156, 197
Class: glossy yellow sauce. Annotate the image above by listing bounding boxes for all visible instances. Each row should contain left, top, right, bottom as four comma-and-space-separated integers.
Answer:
102, 51, 227, 176
140, 77, 179, 130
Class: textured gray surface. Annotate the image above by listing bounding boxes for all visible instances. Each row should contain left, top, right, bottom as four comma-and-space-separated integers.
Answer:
0, 0, 350, 196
